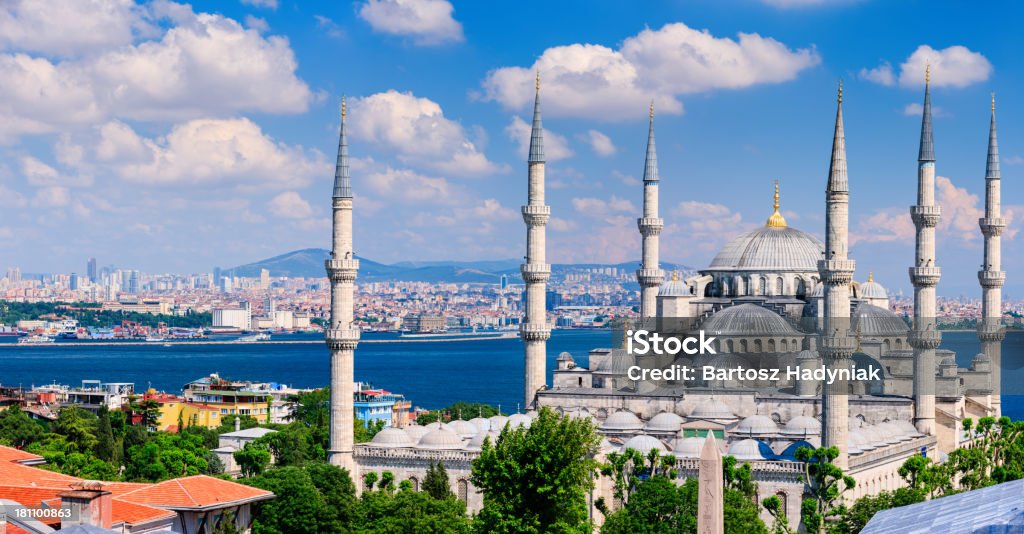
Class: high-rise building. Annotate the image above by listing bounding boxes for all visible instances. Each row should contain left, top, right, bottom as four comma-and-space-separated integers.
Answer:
260, 268, 270, 289
213, 267, 222, 290
87, 258, 97, 282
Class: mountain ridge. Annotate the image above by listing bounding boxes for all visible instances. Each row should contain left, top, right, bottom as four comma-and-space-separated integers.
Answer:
226, 248, 691, 283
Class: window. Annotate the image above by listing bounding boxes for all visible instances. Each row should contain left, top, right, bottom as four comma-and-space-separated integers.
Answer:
409, 477, 419, 491
457, 479, 468, 503
776, 278, 784, 295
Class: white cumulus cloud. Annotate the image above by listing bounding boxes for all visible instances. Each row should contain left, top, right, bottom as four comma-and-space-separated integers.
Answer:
862, 45, 992, 89
0, 3, 312, 140
482, 22, 819, 120
585, 130, 616, 156
268, 192, 313, 219
350, 90, 504, 176
358, 0, 463, 45
95, 118, 327, 188
0, 0, 152, 56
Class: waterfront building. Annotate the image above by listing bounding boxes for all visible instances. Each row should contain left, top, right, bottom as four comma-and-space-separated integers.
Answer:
181, 374, 273, 425
212, 305, 251, 330
353, 386, 411, 428
401, 313, 446, 332
65, 380, 134, 413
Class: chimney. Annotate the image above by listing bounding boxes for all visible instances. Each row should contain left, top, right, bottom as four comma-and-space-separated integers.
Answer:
235, 416, 241, 432
60, 481, 112, 530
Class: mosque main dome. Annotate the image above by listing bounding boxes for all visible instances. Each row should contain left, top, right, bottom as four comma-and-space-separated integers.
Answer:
709, 226, 824, 272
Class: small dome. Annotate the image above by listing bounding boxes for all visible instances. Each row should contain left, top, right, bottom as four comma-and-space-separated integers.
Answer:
852, 303, 909, 336
895, 420, 923, 437
425, 421, 454, 432
781, 416, 821, 436
403, 425, 430, 442
417, 428, 465, 449
645, 412, 685, 432
690, 398, 736, 420
467, 431, 492, 450
858, 425, 884, 448
658, 276, 691, 297
672, 437, 706, 458
875, 422, 908, 443
370, 427, 413, 448
622, 434, 668, 454
469, 417, 491, 433
702, 304, 797, 336
557, 352, 574, 362
860, 279, 887, 300
735, 415, 779, 436
728, 439, 769, 460
449, 419, 478, 439
488, 415, 509, 430
847, 430, 867, 454
797, 350, 819, 361
507, 413, 532, 428
601, 410, 644, 431
973, 352, 991, 363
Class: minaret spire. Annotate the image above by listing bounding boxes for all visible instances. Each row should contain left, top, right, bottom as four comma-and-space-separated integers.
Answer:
637, 101, 665, 320
819, 80, 856, 469
333, 97, 352, 199
978, 91, 1007, 415
521, 73, 551, 408
909, 66, 941, 436
325, 98, 360, 472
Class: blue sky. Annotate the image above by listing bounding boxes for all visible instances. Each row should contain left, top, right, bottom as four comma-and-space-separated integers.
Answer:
0, 0, 1022, 297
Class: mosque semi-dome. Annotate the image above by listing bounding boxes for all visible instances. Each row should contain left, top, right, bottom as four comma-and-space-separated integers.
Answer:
852, 303, 909, 336
702, 304, 797, 336
417, 428, 465, 449
370, 427, 414, 448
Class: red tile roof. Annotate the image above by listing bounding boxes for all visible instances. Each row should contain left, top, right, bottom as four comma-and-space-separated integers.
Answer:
0, 445, 273, 523
118, 475, 273, 510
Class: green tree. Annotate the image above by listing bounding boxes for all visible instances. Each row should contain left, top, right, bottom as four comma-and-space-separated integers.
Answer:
796, 446, 855, 534
600, 475, 695, 533
762, 495, 793, 534
0, 405, 46, 448
53, 406, 99, 452
305, 463, 358, 531
356, 484, 471, 533
234, 442, 272, 478
123, 432, 209, 481
471, 407, 600, 534
217, 414, 260, 433
213, 510, 242, 534
246, 467, 330, 534
423, 461, 453, 500
835, 487, 925, 534
131, 400, 161, 430
94, 406, 117, 463
416, 402, 500, 425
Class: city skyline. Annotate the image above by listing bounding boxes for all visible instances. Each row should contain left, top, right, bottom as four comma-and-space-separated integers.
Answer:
0, 0, 1022, 296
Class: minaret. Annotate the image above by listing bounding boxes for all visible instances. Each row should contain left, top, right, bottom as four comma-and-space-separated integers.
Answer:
637, 103, 665, 321
325, 98, 360, 472
818, 81, 856, 469
909, 66, 941, 435
521, 73, 551, 408
978, 93, 1006, 415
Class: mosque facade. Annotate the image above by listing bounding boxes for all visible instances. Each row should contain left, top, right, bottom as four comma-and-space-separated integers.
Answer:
333, 74, 1004, 530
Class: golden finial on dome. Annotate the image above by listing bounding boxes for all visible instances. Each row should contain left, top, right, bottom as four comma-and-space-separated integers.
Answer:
766, 180, 787, 227
868, 271, 874, 283
672, 270, 679, 282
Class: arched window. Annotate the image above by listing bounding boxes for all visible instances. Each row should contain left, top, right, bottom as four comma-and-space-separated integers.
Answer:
776, 277, 784, 295
736, 277, 745, 296
781, 339, 789, 352
457, 479, 469, 503
726, 340, 734, 353
776, 491, 788, 516
796, 278, 807, 298
740, 339, 748, 353
409, 477, 419, 491
768, 339, 776, 352
754, 339, 762, 352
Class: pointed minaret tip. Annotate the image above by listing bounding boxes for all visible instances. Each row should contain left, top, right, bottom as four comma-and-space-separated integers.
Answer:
986, 91, 1000, 180
528, 72, 544, 164
535, 70, 540, 93
333, 95, 352, 199
649, 100, 654, 121
925, 63, 931, 86
838, 79, 843, 104
642, 102, 659, 182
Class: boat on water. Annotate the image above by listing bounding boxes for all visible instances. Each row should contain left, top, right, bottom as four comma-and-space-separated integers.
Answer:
235, 333, 271, 343
17, 335, 55, 345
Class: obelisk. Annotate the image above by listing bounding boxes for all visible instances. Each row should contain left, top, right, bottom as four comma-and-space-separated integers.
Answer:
698, 432, 724, 534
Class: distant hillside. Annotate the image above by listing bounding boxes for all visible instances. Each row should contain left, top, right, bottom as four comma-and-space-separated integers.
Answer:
227, 249, 691, 283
